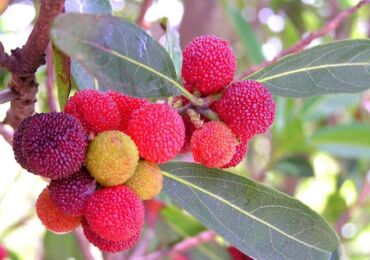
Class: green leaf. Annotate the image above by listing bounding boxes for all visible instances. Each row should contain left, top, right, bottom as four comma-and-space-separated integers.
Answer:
301, 94, 360, 121
51, 13, 182, 98
247, 40, 370, 97
273, 155, 314, 177
43, 231, 84, 260
52, 45, 71, 110
165, 24, 182, 79
310, 124, 370, 158
65, 0, 112, 91
161, 162, 339, 260
65, 0, 112, 14
219, 0, 264, 64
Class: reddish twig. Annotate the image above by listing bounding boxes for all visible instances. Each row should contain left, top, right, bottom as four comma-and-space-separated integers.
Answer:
0, 123, 13, 146
1, 0, 65, 129
46, 44, 57, 112
143, 230, 216, 260
240, 0, 370, 78
334, 174, 370, 235
74, 228, 94, 260
0, 88, 17, 104
136, 0, 154, 29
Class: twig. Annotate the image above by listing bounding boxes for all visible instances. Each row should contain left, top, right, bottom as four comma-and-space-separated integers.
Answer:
2, 0, 65, 129
0, 123, 13, 146
75, 228, 94, 260
240, 0, 370, 78
0, 88, 17, 104
143, 230, 216, 260
334, 172, 370, 235
136, 0, 154, 29
46, 44, 57, 112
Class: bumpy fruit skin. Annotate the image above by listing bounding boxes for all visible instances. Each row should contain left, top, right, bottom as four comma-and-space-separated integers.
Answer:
126, 104, 185, 163
64, 89, 120, 134
13, 116, 36, 169
107, 90, 149, 133
222, 141, 249, 168
190, 121, 237, 168
0, 244, 7, 260
49, 168, 96, 216
86, 131, 139, 186
179, 114, 196, 153
81, 217, 140, 253
22, 112, 88, 180
126, 161, 163, 200
211, 80, 276, 141
84, 186, 144, 242
182, 35, 237, 95
36, 188, 81, 233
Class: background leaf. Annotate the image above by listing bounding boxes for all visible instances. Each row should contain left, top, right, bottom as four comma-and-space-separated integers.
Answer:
52, 45, 71, 110
51, 13, 181, 98
273, 155, 314, 177
65, 0, 112, 14
248, 40, 370, 97
160, 162, 339, 260
65, 0, 112, 90
43, 231, 84, 260
165, 24, 182, 79
310, 124, 370, 158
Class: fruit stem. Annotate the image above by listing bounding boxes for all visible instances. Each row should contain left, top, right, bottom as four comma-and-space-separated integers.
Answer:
187, 109, 203, 128
199, 109, 220, 121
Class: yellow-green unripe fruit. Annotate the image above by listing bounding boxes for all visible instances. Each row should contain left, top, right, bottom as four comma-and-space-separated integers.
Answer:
126, 160, 163, 200
86, 131, 139, 186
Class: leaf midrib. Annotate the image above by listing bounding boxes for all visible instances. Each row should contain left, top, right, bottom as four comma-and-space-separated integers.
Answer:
76, 38, 186, 93
253, 63, 369, 82
163, 171, 330, 254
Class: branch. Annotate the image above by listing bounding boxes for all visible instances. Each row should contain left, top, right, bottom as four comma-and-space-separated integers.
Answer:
2, 0, 65, 129
0, 88, 17, 104
0, 123, 13, 146
75, 228, 94, 260
136, 0, 154, 29
143, 230, 216, 260
240, 0, 370, 78
334, 173, 370, 235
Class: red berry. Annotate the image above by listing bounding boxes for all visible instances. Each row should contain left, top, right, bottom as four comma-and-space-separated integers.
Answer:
211, 80, 275, 141
0, 245, 7, 260
107, 90, 149, 133
36, 188, 81, 233
190, 121, 237, 168
182, 35, 237, 95
222, 141, 249, 168
21, 113, 88, 180
228, 246, 254, 260
84, 186, 144, 242
126, 104, 185, 163
64, 89, 120, 134
49, 168, 96, 216
13, 115, 38, 169
81, 217, 141, 253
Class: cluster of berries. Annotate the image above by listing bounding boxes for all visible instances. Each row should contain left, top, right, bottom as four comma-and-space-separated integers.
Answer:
11, 34, 276, 254
178, 35, 276, 168
12, 89, 181, 253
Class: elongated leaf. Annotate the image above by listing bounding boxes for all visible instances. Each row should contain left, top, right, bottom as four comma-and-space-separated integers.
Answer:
65, 0, 112, 90
247, 40, 370, 97
65, 0, 112, 14
52, 45, 71, 110
161, 162, 339, 260
165, 26, 182, 78
301, 94, 360, 121
219, 0, 264, 64
51, 13, 181, 98
273, 155, 314, 177
43, 231, 84, 260
310, 124, 370, 158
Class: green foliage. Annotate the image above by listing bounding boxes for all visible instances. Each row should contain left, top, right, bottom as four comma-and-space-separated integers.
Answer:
310, 124, 370, 158
248, 40, 370, 97
51, 13, 182, 98
273, 155, 314, 177
161, 162, 339, 259
43, 231, 84, 260
52, 45, 71, 110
